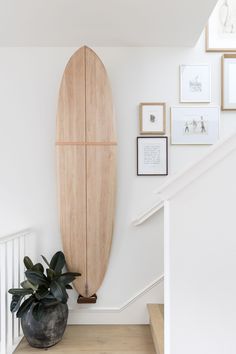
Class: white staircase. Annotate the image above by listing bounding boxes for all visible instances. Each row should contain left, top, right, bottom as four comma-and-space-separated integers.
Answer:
134, 131, 236, 354
133, 131, 236, 226
0, 229, 35, 354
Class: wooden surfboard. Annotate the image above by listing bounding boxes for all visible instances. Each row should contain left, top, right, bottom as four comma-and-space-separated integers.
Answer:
56, 46, 116, 299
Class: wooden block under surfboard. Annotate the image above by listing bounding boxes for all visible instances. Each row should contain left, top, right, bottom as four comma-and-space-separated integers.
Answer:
56, 46, 116, 300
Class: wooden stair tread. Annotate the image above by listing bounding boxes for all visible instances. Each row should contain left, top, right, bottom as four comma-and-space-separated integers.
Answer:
14, 325, 156, 354
147, 304, 164, 354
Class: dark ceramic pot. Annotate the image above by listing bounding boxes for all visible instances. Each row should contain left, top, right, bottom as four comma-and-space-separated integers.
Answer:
21, 302, 68, 348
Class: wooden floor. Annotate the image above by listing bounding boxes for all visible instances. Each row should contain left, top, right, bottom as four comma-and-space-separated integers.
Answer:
147, 305, 164, 354
15, 325, 156, 354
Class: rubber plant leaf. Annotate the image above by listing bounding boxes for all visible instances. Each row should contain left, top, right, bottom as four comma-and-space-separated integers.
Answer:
31, 263, 44, 273
10, 294, 23, 312
23, 256, 34, 270
41, 255, 50, 267
32, 302, 44, 321
21, 280, 38, 291
25, 270, 49, 287
50, 280, 68, 303
50, 251, 65, 274
16, 295, 35, 318
8, 288, 33, 296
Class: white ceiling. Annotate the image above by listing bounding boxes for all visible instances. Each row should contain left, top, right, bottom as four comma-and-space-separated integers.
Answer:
0, 0, 218, 46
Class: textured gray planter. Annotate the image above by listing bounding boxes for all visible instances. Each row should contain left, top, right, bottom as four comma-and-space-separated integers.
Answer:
21, 303, 68, 348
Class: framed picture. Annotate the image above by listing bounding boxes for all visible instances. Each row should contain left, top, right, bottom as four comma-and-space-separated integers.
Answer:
171, 106, 220, 145
206, 0, 236, 52
180, 65, 211, 103
222, 54, 236, 110
139, 103, 166, 135
137, 137, 168, 176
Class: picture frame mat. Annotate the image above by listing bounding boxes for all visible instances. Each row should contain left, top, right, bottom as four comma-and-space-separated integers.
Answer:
221, 54, 236, 110
137, 136, 168, 176
170, 106, 220, 145
139, 102, 166, 135
179, 64, 211, 103
206, 0, 236, 52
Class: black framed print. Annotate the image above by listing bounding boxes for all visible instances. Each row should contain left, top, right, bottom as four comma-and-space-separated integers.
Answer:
137, 137, 168, 176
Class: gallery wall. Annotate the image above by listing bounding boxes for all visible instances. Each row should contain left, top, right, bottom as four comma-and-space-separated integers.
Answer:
0, 32, 235, 323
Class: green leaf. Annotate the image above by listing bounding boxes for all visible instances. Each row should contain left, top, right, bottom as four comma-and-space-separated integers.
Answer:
62, 272, 81, 277
41, 255, 50, 267
31, 263, 44, 273
65, 284, 73, 290
59, 273, 76, 285
41, 297, 59, 306
35, 286, 49, 300
50, 280, 68, 303
43, 293, 55, 300
25, 270, 49, 287
46, 268, 56, 281
32, 302, 44, 321
23, 256, 34, 270
8, 288, 33, 296
21, 280, 38, 291
10, 294, 23, 312
50, 252, 65, 274
16, 295, 35, 318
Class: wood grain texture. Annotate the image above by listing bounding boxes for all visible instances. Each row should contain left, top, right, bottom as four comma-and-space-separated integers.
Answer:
147, 304, 164, 354
86, 47, 116, 142
56, 46, 116, 298
57, 145, 87, 293
15, 325, 155, 354
86, 146, 116, 296
57, 47, 85, 142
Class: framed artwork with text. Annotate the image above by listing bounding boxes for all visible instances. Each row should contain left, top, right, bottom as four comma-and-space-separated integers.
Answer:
137, 137, 168, 176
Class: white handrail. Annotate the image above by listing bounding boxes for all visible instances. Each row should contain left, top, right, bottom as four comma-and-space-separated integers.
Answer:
0, 229, 31, 244
133, 131, 236, 226
0, 229, 34, 354
133, 199, 164, 226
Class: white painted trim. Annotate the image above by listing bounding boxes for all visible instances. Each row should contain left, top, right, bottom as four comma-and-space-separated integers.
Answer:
133, 131, 236, 225
164, 201, 170, 354
69, 274, 164, 314
8, 336, 23, 354
0, 230, 33, 354
0, 229, 31, 243
132, 199, 164, 226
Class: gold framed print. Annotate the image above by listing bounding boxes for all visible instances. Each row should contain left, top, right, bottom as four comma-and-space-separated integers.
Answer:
206, 0, 236, 52
222, 54, 236, 110
139, 102, 166, 135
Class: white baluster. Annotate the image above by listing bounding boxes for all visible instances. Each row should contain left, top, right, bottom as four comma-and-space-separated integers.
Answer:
18, 236, 25, 337
0, 230, 33, 354
13, 238, 19, 345
6, 240, 14, 352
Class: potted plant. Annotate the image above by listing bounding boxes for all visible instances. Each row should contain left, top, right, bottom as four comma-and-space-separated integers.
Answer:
8, 251, 81, 348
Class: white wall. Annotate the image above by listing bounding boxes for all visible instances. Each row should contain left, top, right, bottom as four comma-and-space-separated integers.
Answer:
0, 32, 235, 323
166, 148, 236, 354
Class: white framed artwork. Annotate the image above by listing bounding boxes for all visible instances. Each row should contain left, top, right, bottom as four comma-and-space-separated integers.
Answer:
171, 106, 220, 145
206, 0, 236, 52
222, 54, 236, 110
137, 137, 168, 176
139, 103, 166, 135
180, 65, 211, 103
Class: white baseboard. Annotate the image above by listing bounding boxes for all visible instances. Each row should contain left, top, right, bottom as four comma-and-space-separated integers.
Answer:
68, 275, 164, 324
8, 336, 23, 354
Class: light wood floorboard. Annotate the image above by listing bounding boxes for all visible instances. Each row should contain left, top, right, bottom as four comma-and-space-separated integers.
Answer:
147, 304, 164, 354
14, 325, 156, 354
